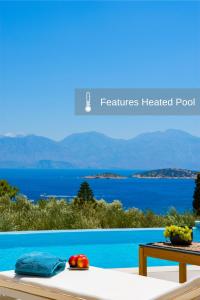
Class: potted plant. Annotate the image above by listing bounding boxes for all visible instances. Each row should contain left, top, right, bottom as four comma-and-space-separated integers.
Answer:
164, 225, 193, 246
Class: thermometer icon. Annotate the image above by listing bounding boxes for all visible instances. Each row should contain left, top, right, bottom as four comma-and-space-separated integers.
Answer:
85, 91, 91, 113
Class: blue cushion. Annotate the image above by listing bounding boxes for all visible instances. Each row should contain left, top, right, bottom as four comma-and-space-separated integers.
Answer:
15, 252, 66, 277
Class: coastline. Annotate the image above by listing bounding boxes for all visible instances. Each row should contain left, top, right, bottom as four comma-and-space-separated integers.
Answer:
84, 175, 195, 180
132, 176, 195, 180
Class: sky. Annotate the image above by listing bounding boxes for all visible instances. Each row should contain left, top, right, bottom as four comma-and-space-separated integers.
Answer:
0, 1, 200, 140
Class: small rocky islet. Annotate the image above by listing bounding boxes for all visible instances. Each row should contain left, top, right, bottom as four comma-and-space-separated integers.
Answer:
84, 173, 127, 179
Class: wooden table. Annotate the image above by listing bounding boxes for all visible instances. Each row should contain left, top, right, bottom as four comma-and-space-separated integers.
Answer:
139, 242, 200, 283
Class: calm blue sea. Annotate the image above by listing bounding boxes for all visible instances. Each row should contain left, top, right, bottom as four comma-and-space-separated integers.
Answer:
0, 169, 195, 213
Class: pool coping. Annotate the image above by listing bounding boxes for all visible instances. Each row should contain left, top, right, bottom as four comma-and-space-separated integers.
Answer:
0, 227, 167, 235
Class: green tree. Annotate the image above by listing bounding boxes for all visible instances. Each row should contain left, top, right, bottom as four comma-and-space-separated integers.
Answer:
0, 180, 19, 199
75, 181, 95, 205
193, 173, 200, 215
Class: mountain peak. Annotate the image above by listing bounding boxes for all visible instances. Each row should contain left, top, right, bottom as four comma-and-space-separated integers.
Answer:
61, 131, 113, 144
134, 129, 195, 140
164, 129, 194, 136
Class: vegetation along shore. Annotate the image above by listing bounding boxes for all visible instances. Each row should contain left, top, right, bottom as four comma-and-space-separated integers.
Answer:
0, 175, 200, 231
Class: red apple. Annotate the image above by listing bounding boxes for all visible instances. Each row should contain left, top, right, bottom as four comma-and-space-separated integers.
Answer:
68, 255, 79, 268
77, 255, 89, 268
77, 254, 85, 259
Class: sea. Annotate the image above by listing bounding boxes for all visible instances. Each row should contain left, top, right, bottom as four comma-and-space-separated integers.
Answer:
0, 169, 195, 214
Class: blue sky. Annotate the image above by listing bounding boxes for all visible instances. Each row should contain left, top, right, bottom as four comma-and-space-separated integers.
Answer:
0, 1, 200, 140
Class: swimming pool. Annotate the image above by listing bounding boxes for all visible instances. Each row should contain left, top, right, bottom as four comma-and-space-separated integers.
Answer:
0, 228, 199, 271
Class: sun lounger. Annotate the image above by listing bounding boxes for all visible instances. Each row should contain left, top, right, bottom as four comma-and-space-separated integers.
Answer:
0, 266, 200, 300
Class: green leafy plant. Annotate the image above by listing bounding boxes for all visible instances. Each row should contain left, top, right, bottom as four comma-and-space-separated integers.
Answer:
164, 225, 192, 242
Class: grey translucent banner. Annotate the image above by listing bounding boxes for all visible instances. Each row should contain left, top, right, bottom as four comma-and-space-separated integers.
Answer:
75, 88, 200, 115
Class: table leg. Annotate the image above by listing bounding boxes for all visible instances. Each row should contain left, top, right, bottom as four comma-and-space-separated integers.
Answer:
139, 247, 147, 276
179, 262, 187, 283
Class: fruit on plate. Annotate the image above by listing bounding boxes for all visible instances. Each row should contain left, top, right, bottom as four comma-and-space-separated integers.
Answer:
68, 254, 89, 269
77, 255, 89, 269
68, 255, 79, 268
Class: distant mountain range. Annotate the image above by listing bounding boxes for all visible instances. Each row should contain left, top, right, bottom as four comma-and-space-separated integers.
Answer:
0, 129, 200, 169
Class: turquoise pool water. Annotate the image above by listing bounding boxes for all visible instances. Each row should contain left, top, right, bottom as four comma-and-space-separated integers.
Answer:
0, 229, 199, 271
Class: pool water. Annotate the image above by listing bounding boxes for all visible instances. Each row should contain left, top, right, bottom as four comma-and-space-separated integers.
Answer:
0, 229, 198, 271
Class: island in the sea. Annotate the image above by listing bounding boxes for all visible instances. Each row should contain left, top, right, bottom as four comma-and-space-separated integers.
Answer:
84, 172, 127, 179
84, 168, 198, 180
132, 168, 198, 179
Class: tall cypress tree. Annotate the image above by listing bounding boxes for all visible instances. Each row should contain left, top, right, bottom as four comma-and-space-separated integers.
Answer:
77, 181, 95, 205
193, 173, 200, 215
